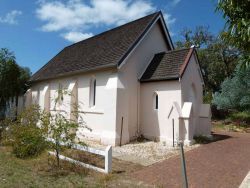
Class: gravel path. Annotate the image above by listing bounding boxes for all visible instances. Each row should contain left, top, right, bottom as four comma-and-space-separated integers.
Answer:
82, 139, 199, 166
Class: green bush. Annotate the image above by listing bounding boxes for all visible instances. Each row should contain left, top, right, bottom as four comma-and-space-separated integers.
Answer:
230, 111, 250, 123
8, 105, 49, 158
12, 125, 47, 158
212, 65, 250, 111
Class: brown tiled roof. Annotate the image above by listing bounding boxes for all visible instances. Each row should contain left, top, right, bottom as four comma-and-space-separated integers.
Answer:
140, 48, 192, 82
31, 11, 169, 82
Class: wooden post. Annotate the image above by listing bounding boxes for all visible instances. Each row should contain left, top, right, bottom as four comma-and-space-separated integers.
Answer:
119, 117, 124, 146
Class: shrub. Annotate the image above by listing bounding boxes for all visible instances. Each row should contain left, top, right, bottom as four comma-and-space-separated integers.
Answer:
229, 111, 250, 124
9, 105, 48, 158
0, 118, 11, 142
12, 125, 47, 158
212, 65, 250, 111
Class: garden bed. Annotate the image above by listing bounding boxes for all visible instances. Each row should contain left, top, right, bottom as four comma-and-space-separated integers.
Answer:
212, 120, 250, 133
0, 146, 148, 188
81, 139, 199, 166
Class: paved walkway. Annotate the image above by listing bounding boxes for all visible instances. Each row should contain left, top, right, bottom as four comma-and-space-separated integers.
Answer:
239, 171, 250, 188
132, 131, 250, 188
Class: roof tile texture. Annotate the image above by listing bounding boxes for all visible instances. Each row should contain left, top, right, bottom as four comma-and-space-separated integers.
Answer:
31, 12, 160, 82
140, 48, 190, 82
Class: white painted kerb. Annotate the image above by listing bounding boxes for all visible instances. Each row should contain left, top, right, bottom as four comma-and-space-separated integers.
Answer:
239, 171, 250, 188
47, 138, 112, 173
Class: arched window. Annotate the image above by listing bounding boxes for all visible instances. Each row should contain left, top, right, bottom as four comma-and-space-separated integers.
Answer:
154, 92, 158, 110
89, 77, 96, 107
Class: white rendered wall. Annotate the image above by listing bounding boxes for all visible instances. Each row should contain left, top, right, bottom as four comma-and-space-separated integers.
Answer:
77, 70, 118, 145
116, 21, 170, 143
28, 68, 118, 146
140, 81, 182, 144
180, 54, 205, 140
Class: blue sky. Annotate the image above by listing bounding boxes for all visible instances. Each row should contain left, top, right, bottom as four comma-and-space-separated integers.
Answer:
0, 0, 225, 74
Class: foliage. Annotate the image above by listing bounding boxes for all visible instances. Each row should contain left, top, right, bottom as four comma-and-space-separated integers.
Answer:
0, 48, 31, 118
175, 26, 214, 49
12, 124, 47, 158
229, 111, 250, 123
3, 105, 49, 158
212, 65, 250, 111
216, 0, 250, 52
175, 26, 239, 93
0, 118, 12, 142
216, 0, 250, 68
203, 91, 213, 104
47, 87, 83, 168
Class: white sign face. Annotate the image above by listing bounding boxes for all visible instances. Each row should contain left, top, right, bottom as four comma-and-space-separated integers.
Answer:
182, 102, 192, 118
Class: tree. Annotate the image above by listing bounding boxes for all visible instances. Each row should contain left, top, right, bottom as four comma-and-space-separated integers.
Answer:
212, 64, 250, 111
47, 87, 85, 168
216, 0, 250, 67
175, 26, 239, 93
216, 0, 250, 52
175, 26, 214, 49
0, 48, 31, 118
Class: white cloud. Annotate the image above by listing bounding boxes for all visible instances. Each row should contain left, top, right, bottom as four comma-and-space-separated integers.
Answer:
61, 31, 94, 42
172, 0, 181, 6
163, 13, 176, 26
0, 10, 22, 25
36, 0, 176, 42
162, 12, 176, 36
36, 0, 155, 32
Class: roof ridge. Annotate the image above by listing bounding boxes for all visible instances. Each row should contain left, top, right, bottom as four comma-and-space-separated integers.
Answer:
31, 11, 161, 81
65, 11, 161, 49
116, 11, 161, 66
179, 48, 194, 77
162, 48, 191, 54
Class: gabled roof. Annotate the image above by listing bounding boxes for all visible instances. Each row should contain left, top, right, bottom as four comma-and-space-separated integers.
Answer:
140, 48, 194, 82
31, 11, 173, 82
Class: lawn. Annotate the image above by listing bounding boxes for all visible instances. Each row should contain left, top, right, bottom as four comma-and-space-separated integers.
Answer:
0, 146, 149, 188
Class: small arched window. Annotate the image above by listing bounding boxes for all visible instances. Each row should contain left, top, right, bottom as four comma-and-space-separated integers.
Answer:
89, 77, 96, 107
154, 92, 158, 110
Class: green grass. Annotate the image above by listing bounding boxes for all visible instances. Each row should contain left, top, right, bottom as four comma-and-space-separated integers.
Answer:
0, 146, 148, 188
0, 147, 90, 188
229, 111, 250, 123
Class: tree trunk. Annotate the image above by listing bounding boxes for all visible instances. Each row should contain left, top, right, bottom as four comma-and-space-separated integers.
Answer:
56, 141, 60, 168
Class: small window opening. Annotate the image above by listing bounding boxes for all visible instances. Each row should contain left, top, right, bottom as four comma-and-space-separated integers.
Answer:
155, 93, 158, 110
89, 78, 96, 107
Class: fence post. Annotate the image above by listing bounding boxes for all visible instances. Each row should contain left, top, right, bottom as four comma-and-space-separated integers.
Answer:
105, 145, 112, 173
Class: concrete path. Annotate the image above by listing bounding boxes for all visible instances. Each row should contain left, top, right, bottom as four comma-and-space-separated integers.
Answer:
239, 171, 250, 188
132, 131, 250, 188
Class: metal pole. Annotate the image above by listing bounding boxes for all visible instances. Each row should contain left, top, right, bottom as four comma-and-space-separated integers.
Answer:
172, 119, 174, 147
180, 141, 188, 188
119, 117, 123, 147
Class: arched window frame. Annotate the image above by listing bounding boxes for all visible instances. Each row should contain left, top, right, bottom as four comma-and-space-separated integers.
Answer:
89, 76, 96, 107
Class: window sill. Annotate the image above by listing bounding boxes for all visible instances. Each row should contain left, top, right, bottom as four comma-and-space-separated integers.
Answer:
78, 109, 104, 115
